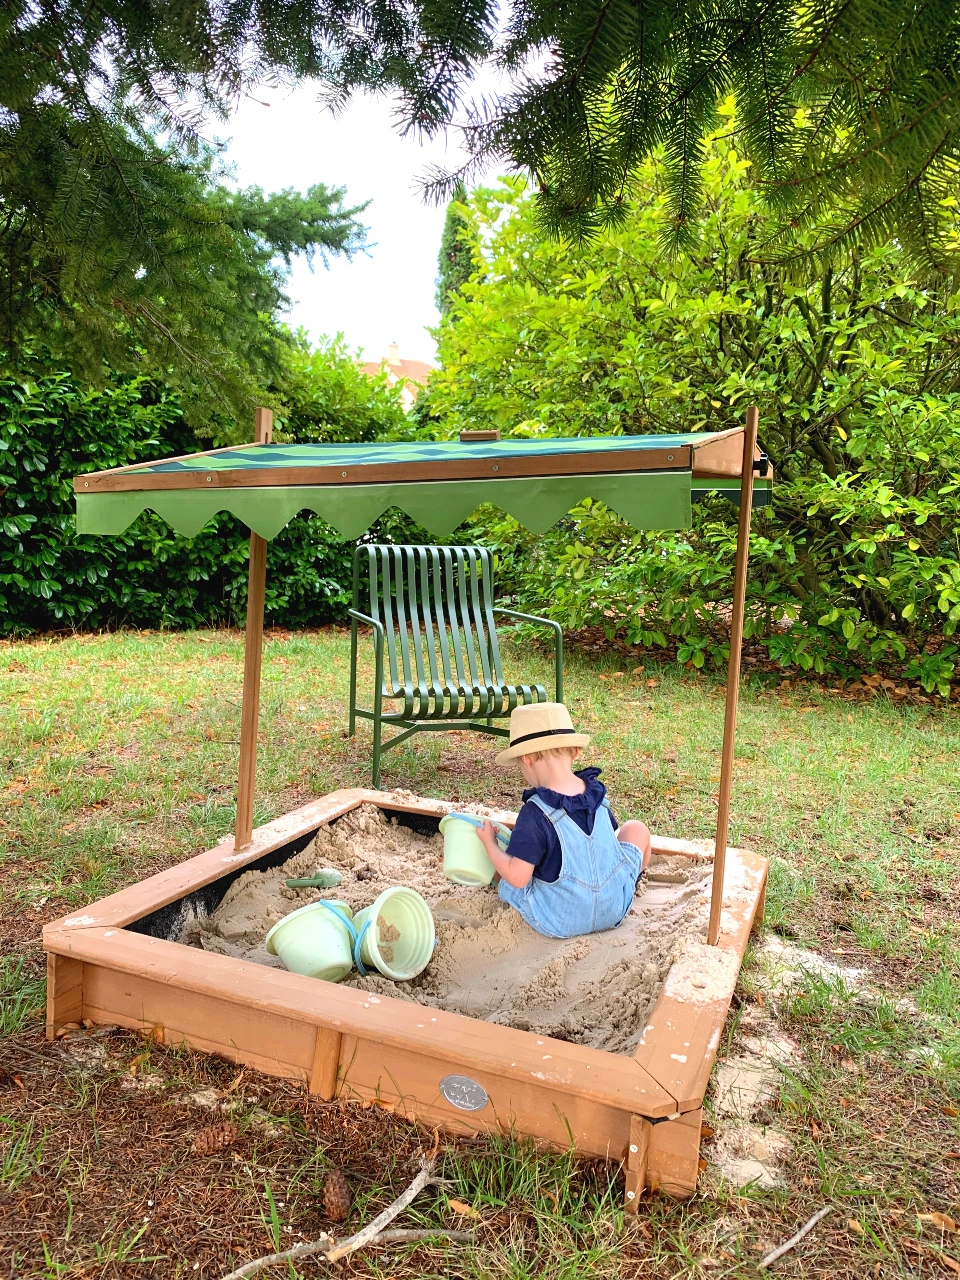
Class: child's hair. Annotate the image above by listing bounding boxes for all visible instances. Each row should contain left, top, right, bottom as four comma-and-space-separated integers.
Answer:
520, 745, 583, 764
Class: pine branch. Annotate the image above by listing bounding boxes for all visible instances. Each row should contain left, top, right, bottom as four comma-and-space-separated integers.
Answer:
219, 1158, 450, 1280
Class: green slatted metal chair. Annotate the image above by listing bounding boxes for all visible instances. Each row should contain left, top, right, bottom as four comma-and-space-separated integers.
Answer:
349, 545, 563, 787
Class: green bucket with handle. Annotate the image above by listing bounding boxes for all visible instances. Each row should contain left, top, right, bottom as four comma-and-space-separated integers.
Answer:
439, 813, 509, 886
264, 899, 356, 983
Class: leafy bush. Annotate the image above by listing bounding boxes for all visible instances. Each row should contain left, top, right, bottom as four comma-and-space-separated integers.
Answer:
432, 118, 960, 692
270, 330, 409, 444
0, 353, 416, 635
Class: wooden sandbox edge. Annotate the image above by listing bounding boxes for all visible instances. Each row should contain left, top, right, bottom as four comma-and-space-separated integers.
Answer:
42, 789, 372, 933
44, 921, 677, 1165
43, 788, 754, 1202
41, 786, 715, 937
624, 847, 768, 1204
43, 921, 676, 1118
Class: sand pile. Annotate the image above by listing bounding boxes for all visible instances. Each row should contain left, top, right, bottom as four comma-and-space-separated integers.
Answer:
182, 800, 713, 1055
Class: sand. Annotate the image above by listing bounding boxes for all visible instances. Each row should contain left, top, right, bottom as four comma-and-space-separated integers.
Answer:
181, 797, 714, 1055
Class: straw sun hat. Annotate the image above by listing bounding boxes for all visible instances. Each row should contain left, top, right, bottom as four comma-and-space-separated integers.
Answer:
495, 702, 591, 765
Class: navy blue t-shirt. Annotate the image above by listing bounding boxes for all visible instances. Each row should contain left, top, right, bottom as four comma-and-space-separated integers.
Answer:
507, 767, 619, 883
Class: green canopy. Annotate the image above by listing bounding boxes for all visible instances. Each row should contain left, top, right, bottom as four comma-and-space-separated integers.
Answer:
74, 432, 772, 539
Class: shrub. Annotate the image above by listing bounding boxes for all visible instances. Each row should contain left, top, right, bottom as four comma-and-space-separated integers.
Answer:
430, 113, 960, 692
0, 356, 416, 635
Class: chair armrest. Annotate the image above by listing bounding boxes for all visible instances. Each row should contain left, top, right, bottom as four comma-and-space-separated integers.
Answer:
493, 608, 561, 637
349, 609, 395, 702
348, 608, 385, 640
492, 609, 563, 703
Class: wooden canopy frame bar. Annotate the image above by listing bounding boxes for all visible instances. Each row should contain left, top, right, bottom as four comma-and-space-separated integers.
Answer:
72, 428, 763, 494
709, 407, 758, 944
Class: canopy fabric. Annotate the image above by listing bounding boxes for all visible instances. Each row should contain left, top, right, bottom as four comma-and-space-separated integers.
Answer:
113, 434, 703, 475
73, 430, 771, 539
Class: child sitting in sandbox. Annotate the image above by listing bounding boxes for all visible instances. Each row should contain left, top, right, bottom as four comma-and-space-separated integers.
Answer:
476, 702, 651, 940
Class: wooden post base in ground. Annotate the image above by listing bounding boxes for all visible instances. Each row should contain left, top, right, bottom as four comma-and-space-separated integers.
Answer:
309, 1027, 343, 1100
752, 878, 767, 934
625, 1108, 703, 1210
624, 1116, 651, 1211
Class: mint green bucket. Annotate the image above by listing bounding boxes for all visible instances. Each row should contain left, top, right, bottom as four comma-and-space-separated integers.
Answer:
439, 813, 505, 886
265, 899, 355, 983
352, 887, 435, 981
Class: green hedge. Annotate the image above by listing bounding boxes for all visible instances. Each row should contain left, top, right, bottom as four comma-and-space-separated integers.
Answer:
0, 370, 417, 634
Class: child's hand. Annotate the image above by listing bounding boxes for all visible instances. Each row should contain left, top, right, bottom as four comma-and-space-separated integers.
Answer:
478, 822, 533, 888
477, 821, 499, 853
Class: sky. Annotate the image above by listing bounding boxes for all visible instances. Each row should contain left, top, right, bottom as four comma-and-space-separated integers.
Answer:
222, 85, 480, 367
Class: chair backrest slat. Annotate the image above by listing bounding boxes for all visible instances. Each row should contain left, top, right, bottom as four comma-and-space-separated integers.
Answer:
478, 547, 506, 679
453, 548, 482, 689
372, 546, 402, 693
355, 544, 504, 695
403, 547, 431, 693
440, 549, 470, 690
422, 547, 453, 690
464, 547, 493, 686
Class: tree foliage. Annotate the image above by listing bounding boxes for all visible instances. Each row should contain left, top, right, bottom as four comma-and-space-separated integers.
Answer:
430, 121, 960, 690
435, 185, 479, 318
0, 80, 368, 427
419, 1, 960, 265
7, 0, 960, 341
271, 330, 409, 444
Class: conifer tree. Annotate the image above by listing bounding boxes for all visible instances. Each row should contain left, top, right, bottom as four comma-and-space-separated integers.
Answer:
6, 0, 960, 391
0, 105, 368, 421
435, 185, 477, 318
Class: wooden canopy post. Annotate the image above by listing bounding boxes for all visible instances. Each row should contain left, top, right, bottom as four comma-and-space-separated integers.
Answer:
707, 407, 758, 946
234, 407, 273, 850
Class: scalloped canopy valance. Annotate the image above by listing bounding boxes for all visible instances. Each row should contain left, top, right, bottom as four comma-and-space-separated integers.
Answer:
74, 431, 771, 539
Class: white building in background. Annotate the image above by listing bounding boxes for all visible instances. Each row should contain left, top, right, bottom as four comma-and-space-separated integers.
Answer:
360, 342, 434, 411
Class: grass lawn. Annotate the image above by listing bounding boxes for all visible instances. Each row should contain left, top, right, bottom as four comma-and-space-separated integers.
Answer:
1, 625, 958, 1278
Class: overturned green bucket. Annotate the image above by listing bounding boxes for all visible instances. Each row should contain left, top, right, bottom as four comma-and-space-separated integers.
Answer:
264, 899, 356, 983
352, 887, 435, 981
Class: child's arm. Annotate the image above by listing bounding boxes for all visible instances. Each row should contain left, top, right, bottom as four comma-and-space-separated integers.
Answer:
477, 822, 535, 888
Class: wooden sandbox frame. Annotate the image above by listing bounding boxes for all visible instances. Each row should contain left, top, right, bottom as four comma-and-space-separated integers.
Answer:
44, 787, 767, 1206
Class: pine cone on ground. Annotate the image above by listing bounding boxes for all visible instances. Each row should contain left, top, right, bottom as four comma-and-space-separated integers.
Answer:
190, 1122, 239, 1156
322, 1168, 351, 1222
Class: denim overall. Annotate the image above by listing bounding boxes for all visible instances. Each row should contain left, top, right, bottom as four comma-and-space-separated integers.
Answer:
497, 793, 643, 939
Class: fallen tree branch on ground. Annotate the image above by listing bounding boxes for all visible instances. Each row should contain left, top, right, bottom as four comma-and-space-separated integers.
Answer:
219, 1157, 457, 1279
758, 1205, 833, 1270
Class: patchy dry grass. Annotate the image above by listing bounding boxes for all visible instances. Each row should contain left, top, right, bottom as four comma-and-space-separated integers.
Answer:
1, 626, 958, 1277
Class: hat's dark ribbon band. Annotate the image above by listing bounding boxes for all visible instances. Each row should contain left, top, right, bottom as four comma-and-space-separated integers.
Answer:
509, 727, 576, 748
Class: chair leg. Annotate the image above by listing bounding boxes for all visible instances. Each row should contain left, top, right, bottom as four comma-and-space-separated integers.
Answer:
348, 619, 358, 736
371, 631, 385, 788
371, 710, 383, 789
